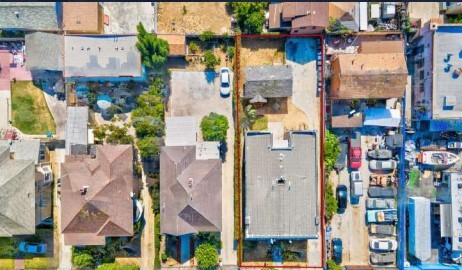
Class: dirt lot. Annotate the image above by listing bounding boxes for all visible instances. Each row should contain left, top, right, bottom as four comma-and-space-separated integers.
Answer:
157, 2, 233, 34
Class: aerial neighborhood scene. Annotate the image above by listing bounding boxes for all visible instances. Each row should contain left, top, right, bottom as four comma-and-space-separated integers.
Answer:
1, 1, 462, 270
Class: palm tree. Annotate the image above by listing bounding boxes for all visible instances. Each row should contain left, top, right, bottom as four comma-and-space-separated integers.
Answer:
241, 105, 257, 130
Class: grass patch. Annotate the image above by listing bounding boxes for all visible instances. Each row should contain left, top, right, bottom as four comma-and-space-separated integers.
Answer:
0, 259, 14, 269
11, 81, 56, 135
154, 215, 161, 269
25, 257, 57, 269
251, 116, 268, 131
408, 168, 420, 188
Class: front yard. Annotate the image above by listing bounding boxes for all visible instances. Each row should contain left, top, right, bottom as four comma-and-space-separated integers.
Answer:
11, 81, 56, 135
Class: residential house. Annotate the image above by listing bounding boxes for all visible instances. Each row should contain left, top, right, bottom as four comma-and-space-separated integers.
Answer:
157, 34, 186, 57
25, 32, 63, 72
244, 131, 319, 240
268, 2, 329, 34
0, 48, 11, 129
63, 35, 144, 82
328, 2, 360, 32
244, 65, 293, 103
330, 50, 408, 99
0, 146, 35, 236
60, 145, 134, 246
0, 2, 59, 31
66, 106, 90, 155
62, 2, 103, 34
0, 139, 53, 226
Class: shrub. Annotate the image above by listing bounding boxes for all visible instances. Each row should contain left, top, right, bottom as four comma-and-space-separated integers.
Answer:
203, 50, 220, 68
200, 112, 229, 141
282, 249, 299, 262
137, 136, 163, 160
326, 17, 351, 36
161, 252, 167, 262
136, 23, 169, 69
182, 5, 187, 15
327, 259, 342, 270
199, 30, 215, 42
97, 263, 139, 270
195, 243, 218, 269
324, 130, 341, 174
189, 42, 199, 54
226, 46, 235, 59
154, 215, 161, 268
72, 253, 94, 268
325, 179, 338, 220
231, 2, 268, 34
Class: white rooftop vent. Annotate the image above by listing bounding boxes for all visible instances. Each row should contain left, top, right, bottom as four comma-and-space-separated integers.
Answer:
445, 96, 457, 107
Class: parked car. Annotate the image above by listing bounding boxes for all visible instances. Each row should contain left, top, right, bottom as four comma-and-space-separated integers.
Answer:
369, 224, 396, 236
19, 242, 47, 254
220, 67, 231, 97
368, 187, 397, 198
334, 142, 348, 172
366, 209, 397, 223
369, 239, 398, 251
350, 171, 363, 198
349, 132, 362, 169
366, 198, 396, 209
370, 252, 395, 265
336, 185, 348, 212
332, 238, 343, 264
369, 160, 397, 172
367, 149, 393, 160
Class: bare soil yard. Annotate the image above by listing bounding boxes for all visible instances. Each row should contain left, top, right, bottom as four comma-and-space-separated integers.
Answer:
157, 2, 233, 34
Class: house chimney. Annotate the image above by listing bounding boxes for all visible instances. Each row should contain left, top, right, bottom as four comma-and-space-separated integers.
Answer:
80, 185, 89, 195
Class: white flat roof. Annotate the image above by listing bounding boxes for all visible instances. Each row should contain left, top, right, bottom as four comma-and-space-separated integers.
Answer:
196, 142, 219, 160
165, 116, 196, 146
64, 35, 142, 78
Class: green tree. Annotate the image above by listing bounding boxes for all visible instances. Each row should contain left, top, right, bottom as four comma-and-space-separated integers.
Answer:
199, 30, 215, 42
325, 179, 338, 220
137, 136, 163, 160
135, 119, 164, 138
97, 263, 139, 270
203, 50, 220, 68
72, 253, 94, 268
200, 113, 229, 141
189, 42, 199, 54
327, 259, 342, 270
136, 22, 169, 69
226, 46, 235, 59
324, 130, 341, 173
326, 17, 351, 36
195, 243, 218, 269
241, 104, 257, 130
93, 125, 107, 142
231, 2, 268, 34
105, 124, 134, 145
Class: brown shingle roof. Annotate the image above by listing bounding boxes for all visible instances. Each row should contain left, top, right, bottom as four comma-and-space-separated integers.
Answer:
282, 2, 329, 28
63, 2, 101, 33
160, 146, 222, 236
60, 145, 134, 245
157, 34, 186, 56
360, 40, 404, 54
330, 53, 408, 99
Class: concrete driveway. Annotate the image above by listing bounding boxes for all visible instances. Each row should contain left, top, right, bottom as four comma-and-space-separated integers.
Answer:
44, 93, 66, 140
170, 70, 237, 265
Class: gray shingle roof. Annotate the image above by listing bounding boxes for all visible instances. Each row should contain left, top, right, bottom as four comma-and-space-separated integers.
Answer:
0, 139, 41, 164
0, 146, 35, 237
244, 131, 319, 239
160, 145, 222, 236
25, 32, 63, 71
244, 65, 293, 98
0, 3, 58, 31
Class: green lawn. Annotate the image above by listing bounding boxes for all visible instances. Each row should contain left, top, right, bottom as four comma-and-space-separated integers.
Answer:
0, 259, 14, 269
11, 81, 56, 135
0, 238, 17, 259
25, 257, 58, 269
408, 168, 420, 188
251, 116, 268, 131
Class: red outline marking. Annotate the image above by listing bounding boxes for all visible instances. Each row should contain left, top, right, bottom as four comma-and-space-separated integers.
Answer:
235, 33, 325, 269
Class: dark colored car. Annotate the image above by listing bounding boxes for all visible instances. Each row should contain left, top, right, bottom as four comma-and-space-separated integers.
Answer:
332, 238, 343, 264
336, 185, 348, 212
368, 186, 397, 198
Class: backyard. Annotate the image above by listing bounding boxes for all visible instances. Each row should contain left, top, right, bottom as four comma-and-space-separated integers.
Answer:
157, 2, 233, 34
11, 81, 56, 135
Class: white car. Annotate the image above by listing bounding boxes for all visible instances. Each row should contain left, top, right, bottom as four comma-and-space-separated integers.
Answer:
220, 67, 231, 97
369, 239, 397, 251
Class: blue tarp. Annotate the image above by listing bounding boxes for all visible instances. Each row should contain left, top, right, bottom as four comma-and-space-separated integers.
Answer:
364, 108, 401, 127
430, 120, 462, 132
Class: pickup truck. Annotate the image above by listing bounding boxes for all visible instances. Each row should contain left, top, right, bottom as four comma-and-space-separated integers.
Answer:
366, 198, 396, 209
366, 209, 397, 223
369, 224, 395, 236
368, 186, 397, 198
370, 252, 395, 265
349, 132, 362, 169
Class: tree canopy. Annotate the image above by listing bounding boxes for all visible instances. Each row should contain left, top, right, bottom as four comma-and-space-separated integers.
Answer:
97, 263, 139, 270
136, 23, 169, 69
324, 130, 341, 173
200, 113, 229, 141
72, 253, 94, 268
195, 243, 218, 269
231, 2, 268, 34
137, 136, 163, 160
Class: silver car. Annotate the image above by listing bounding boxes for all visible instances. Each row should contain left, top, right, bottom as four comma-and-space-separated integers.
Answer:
369, 159, 397, 172
220, 67, 231, 97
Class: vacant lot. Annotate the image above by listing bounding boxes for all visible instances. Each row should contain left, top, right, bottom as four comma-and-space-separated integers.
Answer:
157, 2, 232, 34
11, 81, 56, 135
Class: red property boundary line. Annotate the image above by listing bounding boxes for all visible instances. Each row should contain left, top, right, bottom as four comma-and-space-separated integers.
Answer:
235, 33, 325, 269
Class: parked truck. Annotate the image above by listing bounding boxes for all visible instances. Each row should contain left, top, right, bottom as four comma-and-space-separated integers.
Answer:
349, 131, 362, 169
366, 198, 396, 209
366, 209, 397, 223
369, 224, 395, 236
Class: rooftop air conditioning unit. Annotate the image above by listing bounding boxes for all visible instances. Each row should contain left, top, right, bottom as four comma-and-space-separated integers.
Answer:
445, 96, 457, 107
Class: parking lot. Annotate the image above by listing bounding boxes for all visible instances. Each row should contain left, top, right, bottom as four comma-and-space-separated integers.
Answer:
330, 131, 398, 267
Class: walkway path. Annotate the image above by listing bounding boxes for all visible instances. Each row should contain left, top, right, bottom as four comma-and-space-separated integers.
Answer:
140, 164, 155, 269
43, 92, 66, 139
